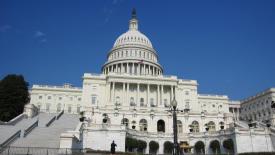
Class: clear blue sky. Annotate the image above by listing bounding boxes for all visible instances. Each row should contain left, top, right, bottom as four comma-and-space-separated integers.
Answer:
0, 0, 274, 100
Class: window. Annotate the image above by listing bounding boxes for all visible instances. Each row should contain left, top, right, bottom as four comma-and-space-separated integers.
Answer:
37, 103, 41, 110
59, 97, 62, 100
121, 118, 129, 127
185, 100, 190, 109
115, 96, 120, 105
177, 120, 183, 133
130, 97, 135, 106
139, 119, 148, 131
48, 96, 51, 100
57, 103, 62, 112
140, 98, 145, 107
78, 98, 81, 101
212, 104, 215, 108
191, 121, 200, 132
39, 96, 42, 99
68, 105, 72, 113
91, 95, 97, 105
164, 99, 168, 107
70, 97, 73, 101
46, 103, 51, 112
150, 98, 154, 107
185, 91, 189, 95
208, 121, 216, 131
77, 104, 81, 113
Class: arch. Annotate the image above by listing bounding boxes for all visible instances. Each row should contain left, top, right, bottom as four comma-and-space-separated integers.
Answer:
223, 139, 234, 154
177, 120, 183, 133
56, 103, 62, 112
149, 141, 159, 154
190, 121, 200, 132
139, 119, 147, 131
157, 120, 165, 132
209, 140, 221, 154
163, 141, 173, 154
208, 121, 216, 131
121, 118, 129, 127
194, 141, 205, 154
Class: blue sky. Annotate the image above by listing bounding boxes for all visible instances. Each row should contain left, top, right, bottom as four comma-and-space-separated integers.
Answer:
0, 0, 274, 100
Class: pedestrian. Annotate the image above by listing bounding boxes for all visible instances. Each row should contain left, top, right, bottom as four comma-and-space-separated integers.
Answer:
111, 140, 117, 154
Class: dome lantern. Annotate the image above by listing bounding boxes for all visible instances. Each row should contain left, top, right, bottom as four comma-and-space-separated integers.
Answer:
129, 8, 138, 31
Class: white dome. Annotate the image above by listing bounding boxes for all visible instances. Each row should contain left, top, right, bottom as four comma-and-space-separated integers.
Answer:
113, 30, 153, 48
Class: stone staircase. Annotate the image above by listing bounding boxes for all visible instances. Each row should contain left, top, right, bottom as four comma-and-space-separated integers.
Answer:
0, 115, 38, 145
11, 113, 79, 148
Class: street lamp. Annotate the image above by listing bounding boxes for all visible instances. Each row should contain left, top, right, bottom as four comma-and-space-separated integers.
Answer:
171, 97, 180, 155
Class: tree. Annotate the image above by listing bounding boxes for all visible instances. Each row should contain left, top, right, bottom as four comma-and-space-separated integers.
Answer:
0, 74, 29, 121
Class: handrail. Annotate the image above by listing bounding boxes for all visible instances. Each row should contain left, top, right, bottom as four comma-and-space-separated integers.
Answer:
0, 130, 21, 150
0, 114, 25, 125
24, 120, 38, 137
56, 110, 64, 120
46, 116, 56, 127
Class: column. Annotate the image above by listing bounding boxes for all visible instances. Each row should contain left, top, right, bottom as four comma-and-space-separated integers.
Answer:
126, 63, 129, 74
131, 63, 134, 74
111, 65, 113, 73
121, 63, 124, 73
157, 85, 160, 106
143, 64, 145, 75
138, 64, 140, 75
170, 85, 173, 102
126, 83, 129, 106
136, 84, 140, 106
108, 82, 111, 102
161, 85, 163, 106
147, 84, 150, 106
112, 82, 115, 104
123, 83, 125, 106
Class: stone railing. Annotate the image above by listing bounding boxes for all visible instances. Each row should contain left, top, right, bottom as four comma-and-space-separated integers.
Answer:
46, 116, 56, 127
24, 120, 38, 137
0, 130, 21, 150
0, 113, 25, 125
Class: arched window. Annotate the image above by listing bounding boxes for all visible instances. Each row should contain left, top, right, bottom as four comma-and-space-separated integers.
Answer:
139, 119, 147, 131
121, 118, 129, 127
157, 120, 165, 132
191, 121, 200, 132
140, 98, 145, 107
177, 120, 183, 133
208, 121, 216, 131
130, 97, 135, 106
57, 103, 62, 112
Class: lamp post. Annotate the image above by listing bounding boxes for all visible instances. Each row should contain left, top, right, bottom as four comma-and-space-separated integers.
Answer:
171, 97, 180, 155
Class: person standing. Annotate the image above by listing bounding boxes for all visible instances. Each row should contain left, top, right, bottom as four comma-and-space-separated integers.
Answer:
111, 140, 117, 154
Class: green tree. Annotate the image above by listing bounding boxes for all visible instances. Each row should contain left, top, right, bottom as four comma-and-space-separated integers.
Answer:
0, 74, 30, 121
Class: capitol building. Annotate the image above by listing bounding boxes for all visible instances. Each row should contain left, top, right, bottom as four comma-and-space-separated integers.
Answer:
1, 10, 275, 155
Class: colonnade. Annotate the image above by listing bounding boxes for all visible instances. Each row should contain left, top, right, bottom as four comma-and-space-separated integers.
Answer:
103, 62, 162, 76
108, 82, 175, 107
